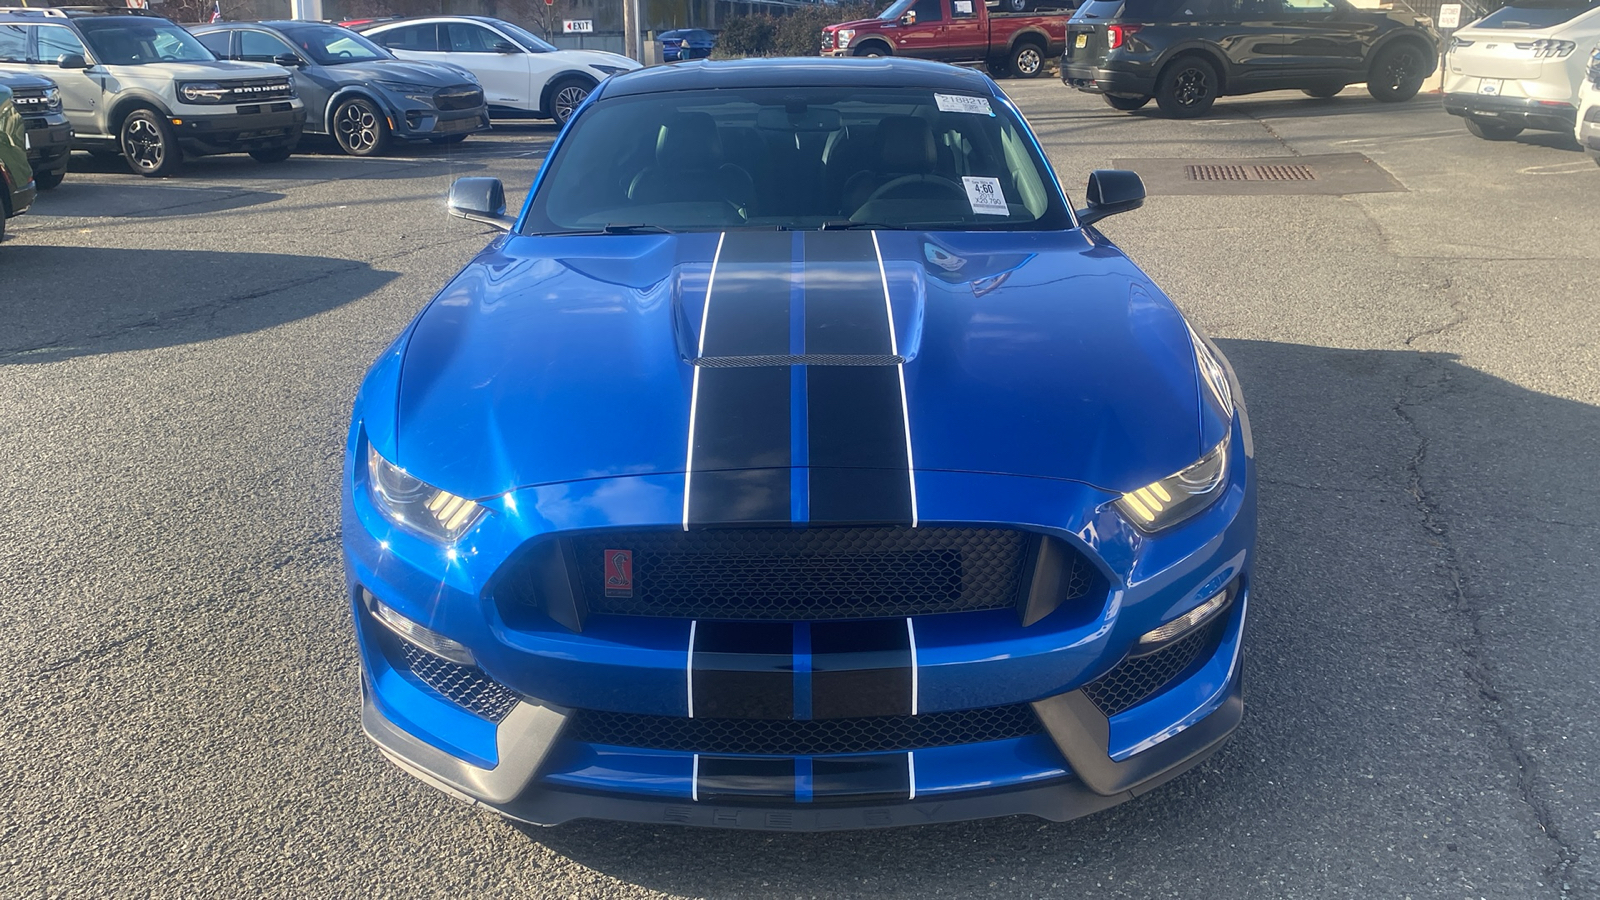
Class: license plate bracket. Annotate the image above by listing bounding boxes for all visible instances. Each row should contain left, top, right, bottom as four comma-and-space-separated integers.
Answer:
1478, 78, 1502, 96
1075, 33, 1088, 48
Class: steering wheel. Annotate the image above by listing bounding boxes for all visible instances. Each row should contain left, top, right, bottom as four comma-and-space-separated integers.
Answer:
335, 50, 354, 59
858, 174, 969, 214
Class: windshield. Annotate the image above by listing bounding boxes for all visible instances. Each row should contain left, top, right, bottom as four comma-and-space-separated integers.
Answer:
277, 23, 391, 64
1477, 0, 1600, 28
879, 0, 915, 19
494, 21, 558, 53
522, 86, 1071, 235
77, 18, 215, 65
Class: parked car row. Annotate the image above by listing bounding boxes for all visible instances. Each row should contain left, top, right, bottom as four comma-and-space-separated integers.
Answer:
0, 6, 639, 184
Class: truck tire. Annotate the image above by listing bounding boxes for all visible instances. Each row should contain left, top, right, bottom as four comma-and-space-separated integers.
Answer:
1154, 55, 1220, 118
1008, 41, 1046, 78
1003, 0, 1032, 10
120, 108, 183, 177
34, 165, 66, 190
852, 42, 891, 58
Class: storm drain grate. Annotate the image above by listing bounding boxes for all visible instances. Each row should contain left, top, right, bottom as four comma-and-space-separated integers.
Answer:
1186, 163, 1318, 182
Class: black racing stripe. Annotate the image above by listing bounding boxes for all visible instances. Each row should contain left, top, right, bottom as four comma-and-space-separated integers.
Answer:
693, 622, 793, 720
802, 231, 912, 525
697, 756, 796, 803
689, 231, 794, 525
810, 619, 913, 719
811, 754, 911, 804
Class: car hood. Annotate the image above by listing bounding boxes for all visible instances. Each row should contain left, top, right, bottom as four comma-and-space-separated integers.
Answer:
320, 58, 475, 87
114, 59, 289, 80
388, 230, 1219, 501
550, 48, 642, 70
826, 18, 892, 31
0, 71, 58, 91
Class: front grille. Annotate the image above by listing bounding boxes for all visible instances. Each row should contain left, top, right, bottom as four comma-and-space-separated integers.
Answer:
11, 92, 58, 113
571, 527, 1041, 620
396, 642, 520, 722
1081, 614, 1228, 717
221, 79, 294, 103
435, 87, 484, 111
567, 704, 1042, 755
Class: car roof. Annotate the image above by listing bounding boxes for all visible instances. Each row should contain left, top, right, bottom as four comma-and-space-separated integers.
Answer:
597, 57, 997, 99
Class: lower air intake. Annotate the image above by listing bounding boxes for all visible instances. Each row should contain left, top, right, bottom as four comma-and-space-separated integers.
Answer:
1080, 615, 1228, 717
397, 643, 520, 723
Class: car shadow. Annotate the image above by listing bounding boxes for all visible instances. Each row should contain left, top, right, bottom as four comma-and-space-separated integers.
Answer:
0, 246, 399, 365
496, 339, 1599, 897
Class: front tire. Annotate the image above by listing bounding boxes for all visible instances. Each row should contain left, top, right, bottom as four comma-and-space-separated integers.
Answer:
1103, 93, 1152, 111
852, 43, 890, 58
548, 78, 591, 127
249, 146, 292, 163
1155, 56, 1220, 118
120, 109, 183, 177
333, 97, 390, 157
1008, 42, 1045, 79
1464, 118, 1523, 141
33, 166, 66, 190
1367, 43, 1426, 103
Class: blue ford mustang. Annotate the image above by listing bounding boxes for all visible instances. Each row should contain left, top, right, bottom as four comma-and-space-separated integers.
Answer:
343, 58, 1256, 830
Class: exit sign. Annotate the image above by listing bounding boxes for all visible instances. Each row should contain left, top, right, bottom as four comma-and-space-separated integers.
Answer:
563, 20, 593, 33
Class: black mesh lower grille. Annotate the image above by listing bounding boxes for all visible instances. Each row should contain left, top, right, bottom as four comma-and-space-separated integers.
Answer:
1081, 614, 1229, 717
397, 643, 520, 723
567, 705, 1043, 755
570, 527, 1042, 620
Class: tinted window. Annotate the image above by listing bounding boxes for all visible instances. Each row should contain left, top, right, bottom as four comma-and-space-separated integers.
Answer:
524, 86, 1069, 234
1282, 0, 1336, 12
0, 24, 26, 63
37, 24, 85, 63
492, 21, 557, 52
1477, 0, 1599, 28
76, 18, 215, 65
194, 30, 232, 57
376, 23, 439, 52
913, 0, 946, 22
278, 24, 390, 64
444, 23, 509, 52
1072, 0, 1217, 19
239, 30, 295, 62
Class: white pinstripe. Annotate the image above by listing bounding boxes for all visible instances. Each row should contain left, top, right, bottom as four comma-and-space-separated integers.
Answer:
870, 231, 919, 528
682, 232, 728, 531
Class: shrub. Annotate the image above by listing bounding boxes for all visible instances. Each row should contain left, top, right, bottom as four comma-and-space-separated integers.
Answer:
717, 16, 777, 56
772, 3, 876, 57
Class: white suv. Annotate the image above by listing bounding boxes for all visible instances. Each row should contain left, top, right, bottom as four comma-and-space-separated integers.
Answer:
0, 8, 304, 176
353, 17, 638, 126
1443, 0, 1600, 141
1578, 44, 1600, 162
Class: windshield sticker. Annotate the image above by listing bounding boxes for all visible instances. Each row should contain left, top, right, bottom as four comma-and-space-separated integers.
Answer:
962, 176, 1009, 216
934, 93, 993, 116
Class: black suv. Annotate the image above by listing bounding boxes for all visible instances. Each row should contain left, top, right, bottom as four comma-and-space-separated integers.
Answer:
1061, 0, 1440, 117
0, 71, 70, 189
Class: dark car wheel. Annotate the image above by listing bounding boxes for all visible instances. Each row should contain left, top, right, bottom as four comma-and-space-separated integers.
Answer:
334, 97, 390, 157
1367, 43, 1426, 103
1302, 83, 1344, 99
853, 43, 889, 58
549, 78, 591, 127
1103, 93, 1152, 111
33, 166, 65, 190
249, 146, 292, 163
1008, 42, 1045, 78
1464, 118, 1524, 141
1004, 0, 1032, 10
120, 109, 183, 177
1155, 56, 1220, 118
430, 134, 469, 144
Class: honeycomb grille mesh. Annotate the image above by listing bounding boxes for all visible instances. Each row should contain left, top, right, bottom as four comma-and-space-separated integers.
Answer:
567, 705, 1043, 755
571, 527, 1039, 620
1080, 616, 1227, 717
397, 643, 520, 723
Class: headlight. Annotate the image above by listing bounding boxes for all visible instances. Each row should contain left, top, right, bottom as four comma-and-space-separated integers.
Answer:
376, 81, 438, 105
42, 86, 61, 109
838, 29, 856, 48
366, 444, 486, 542
1115, 435, 1230, 532
591, 64, 629, 76
178, 81, 229, 103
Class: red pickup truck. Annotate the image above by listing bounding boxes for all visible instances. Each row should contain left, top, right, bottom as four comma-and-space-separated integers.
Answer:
822, 0, 1071, 79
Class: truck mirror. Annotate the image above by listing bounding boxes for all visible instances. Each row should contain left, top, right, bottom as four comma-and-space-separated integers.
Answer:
901, 11, 917, 24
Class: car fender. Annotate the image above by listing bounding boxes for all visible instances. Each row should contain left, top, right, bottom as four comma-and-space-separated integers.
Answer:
537, 70, 597, 117
851, 36, 896, 56
104, 89, 174, 137
1369, 29, 1439, 74
1005, 26, 1055, 55
1151, 41, 1233, 92
325, 86, 390, 134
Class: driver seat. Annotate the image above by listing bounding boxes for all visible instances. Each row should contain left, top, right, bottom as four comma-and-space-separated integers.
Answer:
627, 112, 753, 216
840, 115, 939, 216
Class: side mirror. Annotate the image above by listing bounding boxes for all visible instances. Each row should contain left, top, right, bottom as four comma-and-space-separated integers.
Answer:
491, 41, 519, 54
273, 53, 305, 68
448, 177, 514, 231
1075, 169, 1145, 227
901, 11, 918, 24
57, 53, 89, 69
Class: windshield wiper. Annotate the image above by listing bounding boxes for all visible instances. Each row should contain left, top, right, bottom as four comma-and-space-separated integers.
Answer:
600, 223, 675, 234
818, 220, 904, 231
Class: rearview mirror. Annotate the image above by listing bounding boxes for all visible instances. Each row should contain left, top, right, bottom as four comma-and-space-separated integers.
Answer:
273, 53, 305, 68
57, 53, 88, 69
1075, 169, 1145, 227
448, 177, 514, 231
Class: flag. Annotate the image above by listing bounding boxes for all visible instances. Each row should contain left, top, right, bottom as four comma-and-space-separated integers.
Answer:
210, 1, 222, 23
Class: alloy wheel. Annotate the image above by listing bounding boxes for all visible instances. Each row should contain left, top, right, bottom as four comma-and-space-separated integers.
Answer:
1174, 66, 1209, 107
1382, 51, 1418, 91
553, 84, 589, 125
124, 118, 165, 172
337, 102, 381, 154
1014, 48, 1041, 76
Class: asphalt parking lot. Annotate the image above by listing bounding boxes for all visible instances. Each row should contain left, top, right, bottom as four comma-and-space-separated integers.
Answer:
3, 80, 1598, 899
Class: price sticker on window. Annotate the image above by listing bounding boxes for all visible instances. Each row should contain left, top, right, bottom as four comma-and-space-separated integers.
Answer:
935, 93, 993, 116
962, 176, 1009, 216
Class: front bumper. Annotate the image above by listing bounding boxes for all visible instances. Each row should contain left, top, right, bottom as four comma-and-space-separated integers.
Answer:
171, 103, 305, 155
1443, 92, 1578, 133
23, 115, 72, 173
1579, 95, 1600, 151
391, 108, 491, 141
